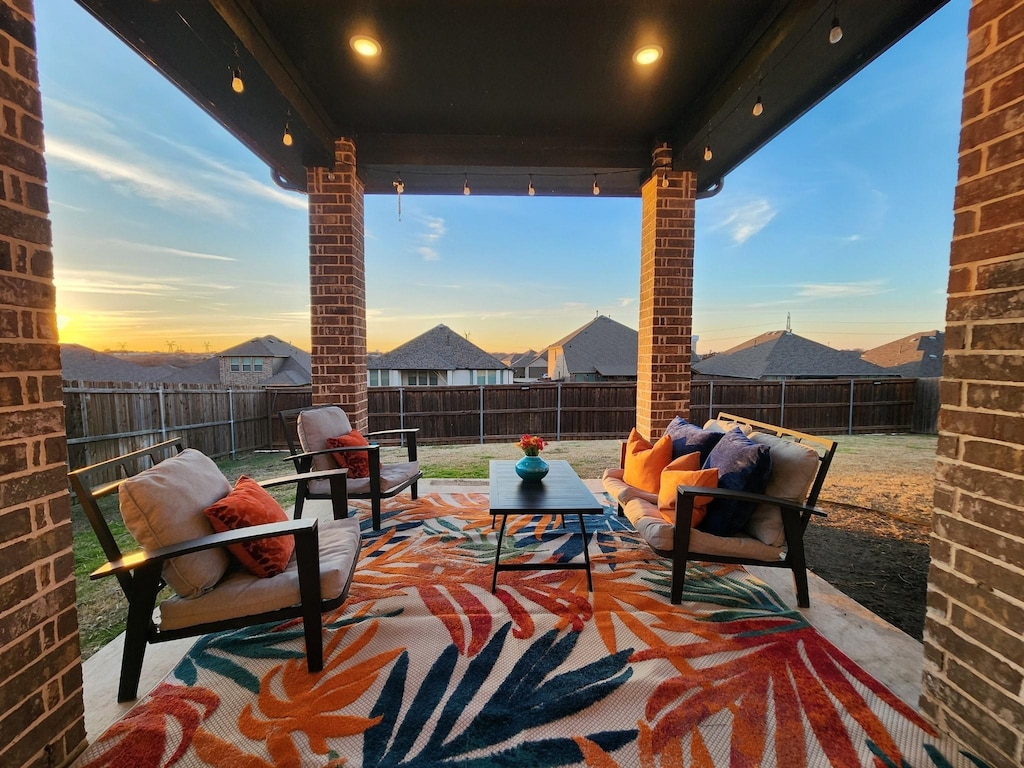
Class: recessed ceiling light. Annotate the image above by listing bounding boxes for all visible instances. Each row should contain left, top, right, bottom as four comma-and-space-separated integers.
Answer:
633, 45, 663, 65
350, 35, 382, 57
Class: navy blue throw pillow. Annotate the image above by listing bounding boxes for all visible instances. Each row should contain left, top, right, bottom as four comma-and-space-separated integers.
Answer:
663, 416, 724, 465
699, 428, 772, 536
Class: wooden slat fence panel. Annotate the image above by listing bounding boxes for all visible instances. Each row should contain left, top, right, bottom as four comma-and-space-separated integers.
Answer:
912, 378, 940, 434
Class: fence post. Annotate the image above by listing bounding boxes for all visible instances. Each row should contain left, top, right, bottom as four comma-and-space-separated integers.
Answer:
229, 389, 237, 459
848, 379, 855, 436
479, 386, 485, 444
556, 382, 562, 441
399, 387, 406, 448
779, 380, 786, 427
158, 386, 167, 441
708, 380, 714, 420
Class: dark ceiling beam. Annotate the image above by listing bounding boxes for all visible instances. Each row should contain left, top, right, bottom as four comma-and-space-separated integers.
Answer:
670, 0, 817, 168
209, 0, 337, 155
355, 134, 651, 172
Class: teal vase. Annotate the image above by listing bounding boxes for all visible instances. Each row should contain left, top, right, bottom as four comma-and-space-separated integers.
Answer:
515, 454, 549, 481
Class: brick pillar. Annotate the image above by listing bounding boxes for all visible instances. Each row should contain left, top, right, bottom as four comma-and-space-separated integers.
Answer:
0, 1, 87, 766
636, 144, 695, 439
307, 138, 368, 429
920, 2, 1024, 766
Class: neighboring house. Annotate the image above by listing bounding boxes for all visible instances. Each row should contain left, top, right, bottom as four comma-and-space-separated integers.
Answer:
692, 330, 894, 380
60, 344, 175, 383
502, 349, 550, 381
159, 335, 311, 387
369, 324, 513, 386
861, 330, 945, 378
545, 315, 638, 382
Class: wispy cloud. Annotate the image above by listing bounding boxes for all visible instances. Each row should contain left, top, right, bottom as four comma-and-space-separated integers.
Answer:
108, 239, 238, 262
46, 137, 232, 216
55, 268, 235, 296
796, 280, 890, 298
713, 199, 777, 244
616, 297, 636, 308
422, 216, 446, 241
417, 246, 439, 261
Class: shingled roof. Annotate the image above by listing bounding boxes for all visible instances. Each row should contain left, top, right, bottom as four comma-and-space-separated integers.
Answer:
693, 331, 893, 380
60, 344, 174, 383
549, 315, 637, 377
373, 325, 508, 371
861, 330, 945, 378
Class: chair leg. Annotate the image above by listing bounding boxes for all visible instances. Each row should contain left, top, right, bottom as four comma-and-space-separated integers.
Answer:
119, 565, 162, 702
792, 566, 810, 609
371, 494, 382, 530
782, 513, 810, 608
411, 480, 419, 500
670, 549, 687, 605
294, 525, 324, 673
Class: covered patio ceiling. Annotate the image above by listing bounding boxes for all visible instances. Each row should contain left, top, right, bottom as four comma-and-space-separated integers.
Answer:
75, 0, 948, 197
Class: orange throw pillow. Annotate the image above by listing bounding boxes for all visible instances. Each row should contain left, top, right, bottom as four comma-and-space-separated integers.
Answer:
658, 465, 718, 527
326, 430, 371, 478
622, 428, 674, 494
203, 476, 294, 578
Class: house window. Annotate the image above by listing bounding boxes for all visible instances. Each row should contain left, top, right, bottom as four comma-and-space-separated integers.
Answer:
381, 370, 390, 386
241, 357, 252, 372
487, 370, 497, 384
230, 357, 240, 372
406, 370, 438, 386
253, 357, 263, 372
369, 370, 379, 386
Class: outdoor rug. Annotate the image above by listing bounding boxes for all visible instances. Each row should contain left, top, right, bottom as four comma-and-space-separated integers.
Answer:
77, 493, 991, 768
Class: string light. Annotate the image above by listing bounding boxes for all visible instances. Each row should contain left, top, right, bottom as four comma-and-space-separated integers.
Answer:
230, 66, 244, 94
703, 143, 713, 162
661, 172, 669, 188
393, 174, 404, 220
528, 174, 535, 196
463, 175, 471, 195
592, 175, 600, 196
752, 95, 764, 117
282, 110, 293, 146
829, 2, 843, 44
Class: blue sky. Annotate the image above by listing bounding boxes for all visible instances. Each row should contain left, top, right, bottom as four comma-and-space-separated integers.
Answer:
36, 1, 969, 356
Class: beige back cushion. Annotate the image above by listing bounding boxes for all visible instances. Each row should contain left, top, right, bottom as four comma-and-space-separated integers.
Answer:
297, 407, 352, 472
703, 418, 754, 435
744, 432, 821, 546
119, 448, 232, 598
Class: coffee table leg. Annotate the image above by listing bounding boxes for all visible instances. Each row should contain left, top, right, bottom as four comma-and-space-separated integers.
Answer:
578, 513, 593, 591
491, 514, 509, 592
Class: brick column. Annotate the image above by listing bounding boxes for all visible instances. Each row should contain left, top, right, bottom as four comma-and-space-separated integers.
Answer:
636, 144, 695, 439
921, 2, 1024, 766
0, 1, 87, 766
307, 138, 368, 429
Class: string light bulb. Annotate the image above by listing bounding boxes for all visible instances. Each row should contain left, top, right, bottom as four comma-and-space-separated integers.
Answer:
829, 3, 843, 44
752, 95, 764, 117
592, 175, 600, 196
231, 67, 244, 94
393, 175, 404, 195
703, 143, 713, 162
528, 175, 535, 196
282, 120, 293, 147
661, 172, 669, 188
463, 175, 471, 195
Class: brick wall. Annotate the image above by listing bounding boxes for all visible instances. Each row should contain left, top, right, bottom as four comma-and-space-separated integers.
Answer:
220, 355, 273, 387
635, 145, 695, 439
307, 139, 368, 429
922, 1, 1024, 766
0, 1, 87, 766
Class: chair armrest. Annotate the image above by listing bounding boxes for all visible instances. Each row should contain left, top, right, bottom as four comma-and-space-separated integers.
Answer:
674, 485, 826, 519
283, 444, 381, 462
91, 518, 319, 579
364, 428, 418, 462
258, 467, 348, 489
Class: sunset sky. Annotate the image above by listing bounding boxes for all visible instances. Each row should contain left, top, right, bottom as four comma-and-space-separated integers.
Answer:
37, 1, 968, 356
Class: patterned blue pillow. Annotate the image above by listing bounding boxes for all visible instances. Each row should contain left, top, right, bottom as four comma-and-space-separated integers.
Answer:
663, 416, 724, 465
699, 428, 772, 536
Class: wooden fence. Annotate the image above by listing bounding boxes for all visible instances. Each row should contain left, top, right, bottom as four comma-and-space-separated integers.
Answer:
65, 376, 935, 472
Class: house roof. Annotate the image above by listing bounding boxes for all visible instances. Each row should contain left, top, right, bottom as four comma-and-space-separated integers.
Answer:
373, 325, 509, 371
549, 316, 638, 377
693, 330, 893, 379
262, 356, 313, 386
73, 1, 947, 196
219, 335, 310, 364
156, 356, 222, 385
60, 344, 174, 383
862, 330, 945, 377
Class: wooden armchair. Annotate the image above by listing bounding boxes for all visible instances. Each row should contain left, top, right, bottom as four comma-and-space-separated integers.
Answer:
278, 405, 422, 530
68, 438, 360, 702
603, 413, 837, 607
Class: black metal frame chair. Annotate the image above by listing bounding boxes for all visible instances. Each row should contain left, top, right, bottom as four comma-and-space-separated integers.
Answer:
68, 438, 355, 701
278, 405, 422, 530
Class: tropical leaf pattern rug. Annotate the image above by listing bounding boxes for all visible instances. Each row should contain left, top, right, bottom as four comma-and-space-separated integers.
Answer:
77, 493, 990, 768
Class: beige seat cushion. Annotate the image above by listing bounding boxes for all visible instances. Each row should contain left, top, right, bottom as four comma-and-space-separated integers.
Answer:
703, 418, 754, 435
745, 432, 821, 547
159, 517, 361, 630
623, 498, 785, 562
297, 406, 352, 472
308, 461, 420, 497
601, 467, 658, 506
119, 448, 231, 599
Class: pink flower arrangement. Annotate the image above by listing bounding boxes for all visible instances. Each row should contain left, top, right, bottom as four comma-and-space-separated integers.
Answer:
519, 434, 547, 456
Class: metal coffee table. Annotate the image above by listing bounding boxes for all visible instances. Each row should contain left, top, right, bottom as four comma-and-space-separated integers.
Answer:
489, 459, 603, 592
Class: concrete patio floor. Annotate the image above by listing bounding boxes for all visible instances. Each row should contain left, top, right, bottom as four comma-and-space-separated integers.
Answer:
75, 479, 924, 754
